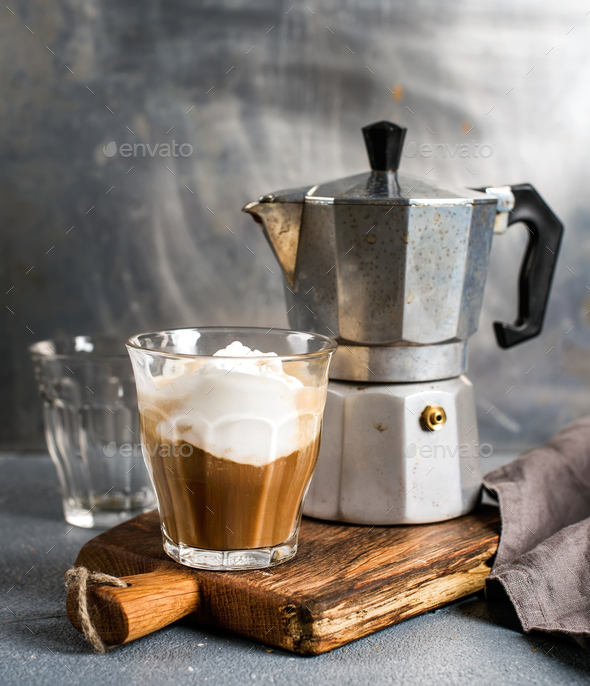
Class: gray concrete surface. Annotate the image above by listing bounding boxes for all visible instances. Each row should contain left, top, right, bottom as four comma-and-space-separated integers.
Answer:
2, 453, 590, 686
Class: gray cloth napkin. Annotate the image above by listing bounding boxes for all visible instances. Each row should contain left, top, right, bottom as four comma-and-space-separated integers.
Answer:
484, 415, 590, 649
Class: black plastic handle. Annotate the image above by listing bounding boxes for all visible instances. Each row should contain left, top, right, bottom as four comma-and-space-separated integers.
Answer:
362, 121, 407, 172
493, 184, 563, 348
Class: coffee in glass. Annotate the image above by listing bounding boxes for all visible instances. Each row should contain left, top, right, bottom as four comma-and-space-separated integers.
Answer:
126, 327, 335, 570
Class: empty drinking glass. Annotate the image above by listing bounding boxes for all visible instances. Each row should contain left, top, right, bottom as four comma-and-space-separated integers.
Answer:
29, 335, 156, 528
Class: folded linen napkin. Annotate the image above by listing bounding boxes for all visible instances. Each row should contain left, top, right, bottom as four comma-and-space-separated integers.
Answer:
484, 415, 590, 649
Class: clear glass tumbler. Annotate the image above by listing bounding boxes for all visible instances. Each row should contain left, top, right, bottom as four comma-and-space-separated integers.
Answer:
29, 336, 156, 528
126, 327, 336, 570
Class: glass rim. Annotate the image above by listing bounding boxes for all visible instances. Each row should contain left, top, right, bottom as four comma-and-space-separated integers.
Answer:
28, 334, 130, 361
125, 326, 338, 362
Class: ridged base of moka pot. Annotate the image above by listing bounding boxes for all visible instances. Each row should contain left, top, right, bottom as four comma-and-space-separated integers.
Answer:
304, 375, 482, 525
329, 340, 468, 383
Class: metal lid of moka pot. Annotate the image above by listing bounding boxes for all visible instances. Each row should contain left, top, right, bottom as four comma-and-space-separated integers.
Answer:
304, 121, 495, 207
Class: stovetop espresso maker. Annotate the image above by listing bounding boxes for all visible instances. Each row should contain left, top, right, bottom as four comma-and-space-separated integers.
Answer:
243, 121, 563, 524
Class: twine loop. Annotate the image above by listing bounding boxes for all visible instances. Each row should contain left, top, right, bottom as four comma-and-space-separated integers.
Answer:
65, 566, 128, 653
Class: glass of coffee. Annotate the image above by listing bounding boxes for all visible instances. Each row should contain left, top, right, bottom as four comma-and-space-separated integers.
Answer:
126, 327, 336, 570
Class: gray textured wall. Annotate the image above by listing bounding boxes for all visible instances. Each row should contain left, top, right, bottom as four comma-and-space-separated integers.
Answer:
1, 0, 589, 450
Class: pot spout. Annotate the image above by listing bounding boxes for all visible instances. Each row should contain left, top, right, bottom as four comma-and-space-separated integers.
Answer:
242, 187, 307, 288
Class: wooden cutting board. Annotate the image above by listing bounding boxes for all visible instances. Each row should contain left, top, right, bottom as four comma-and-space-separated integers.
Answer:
67, 507, 500, 655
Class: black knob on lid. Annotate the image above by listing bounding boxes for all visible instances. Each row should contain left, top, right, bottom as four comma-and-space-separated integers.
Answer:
362, 121, 407, 172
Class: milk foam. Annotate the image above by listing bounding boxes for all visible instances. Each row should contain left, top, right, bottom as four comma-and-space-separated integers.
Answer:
137, 341, 323, 467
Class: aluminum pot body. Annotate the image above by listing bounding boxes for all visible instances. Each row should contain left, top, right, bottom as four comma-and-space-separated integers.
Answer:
304, 375, 482, 525
286, 196, 498, 347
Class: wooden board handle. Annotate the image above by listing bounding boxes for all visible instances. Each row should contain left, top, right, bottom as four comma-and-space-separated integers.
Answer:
66, 569, 201, 646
